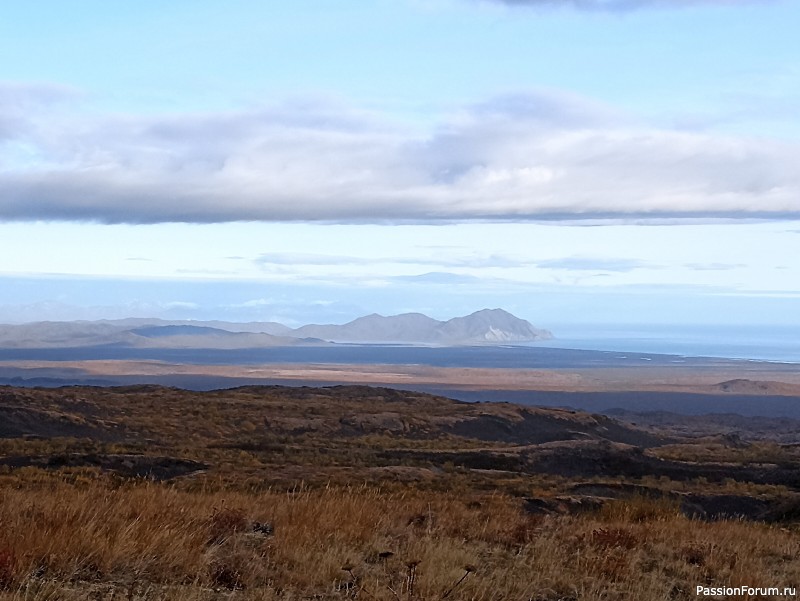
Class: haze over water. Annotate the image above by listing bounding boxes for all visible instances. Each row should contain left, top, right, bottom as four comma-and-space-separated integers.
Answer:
539, 323, 800, 364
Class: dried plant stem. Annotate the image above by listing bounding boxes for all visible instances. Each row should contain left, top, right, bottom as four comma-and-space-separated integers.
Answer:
440, 567, 474, 600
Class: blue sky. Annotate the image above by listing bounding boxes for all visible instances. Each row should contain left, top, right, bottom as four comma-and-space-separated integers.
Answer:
1, 0, 798, 327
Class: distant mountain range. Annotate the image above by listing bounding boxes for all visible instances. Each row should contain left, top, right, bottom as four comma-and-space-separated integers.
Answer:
293, 309, 552, 344
0, 309, 552, 349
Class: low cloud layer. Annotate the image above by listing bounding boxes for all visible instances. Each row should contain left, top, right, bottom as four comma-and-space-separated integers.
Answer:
536, 256, 651, 272
1, 84, 798, 224
255, 252, 521, 268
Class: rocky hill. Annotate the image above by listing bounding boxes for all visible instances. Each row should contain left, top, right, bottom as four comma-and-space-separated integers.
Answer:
0, 309, 552, 348
0, 384, 651, 446
293, 308, 552, 344
0, 321, 312, 349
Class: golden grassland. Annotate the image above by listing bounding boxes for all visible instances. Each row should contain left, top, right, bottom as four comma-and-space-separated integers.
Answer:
1, 478, 799, 601
1, 385, 799, 600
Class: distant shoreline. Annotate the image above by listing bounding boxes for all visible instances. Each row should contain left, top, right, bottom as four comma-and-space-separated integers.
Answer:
2, 342, 800, 418
2, 341, 797, 367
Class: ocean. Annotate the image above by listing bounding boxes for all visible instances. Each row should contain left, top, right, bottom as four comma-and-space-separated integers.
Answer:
0, 323, 796, 368
536, 323, 800, 364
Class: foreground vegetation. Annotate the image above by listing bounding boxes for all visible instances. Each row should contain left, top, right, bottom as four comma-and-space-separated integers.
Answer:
1, 478, 799, 600
1, 384, 799, 600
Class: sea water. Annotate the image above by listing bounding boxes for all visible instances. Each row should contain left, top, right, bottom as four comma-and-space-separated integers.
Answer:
537, 323, 800, 364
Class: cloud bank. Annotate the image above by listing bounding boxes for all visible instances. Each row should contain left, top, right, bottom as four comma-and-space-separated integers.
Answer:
1, 83, 798, 224
255, 252, 521, 268
536, 256, 651, 272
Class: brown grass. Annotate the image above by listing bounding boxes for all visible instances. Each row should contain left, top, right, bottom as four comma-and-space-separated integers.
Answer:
1, 385, 799, 599
0, 478, 798, 600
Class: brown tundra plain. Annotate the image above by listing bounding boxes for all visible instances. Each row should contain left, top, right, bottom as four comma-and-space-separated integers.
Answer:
1, 384, 799, 600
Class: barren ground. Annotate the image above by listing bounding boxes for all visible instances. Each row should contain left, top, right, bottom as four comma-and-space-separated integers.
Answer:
4, 358, 800, 394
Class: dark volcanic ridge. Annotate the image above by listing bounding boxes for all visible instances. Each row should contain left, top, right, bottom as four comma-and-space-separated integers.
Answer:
0, 453, 206, 481
3, 383, 800, 522
0, 383, 662, 448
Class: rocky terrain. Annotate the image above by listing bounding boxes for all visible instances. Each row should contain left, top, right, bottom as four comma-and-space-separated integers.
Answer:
2, 383, 800, 599
2, 384, 799, 517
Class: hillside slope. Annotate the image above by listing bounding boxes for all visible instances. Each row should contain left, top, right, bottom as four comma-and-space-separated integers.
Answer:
0, 308, 552, 348
293, 308, 552, 344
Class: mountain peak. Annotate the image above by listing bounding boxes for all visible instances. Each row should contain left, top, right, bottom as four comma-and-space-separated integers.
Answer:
292, 309, 551, 345
0, 310, 553, 348
436, 309, 552, 344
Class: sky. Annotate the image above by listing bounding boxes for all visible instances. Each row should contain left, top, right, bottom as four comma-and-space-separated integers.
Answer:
1, 0, 799, 328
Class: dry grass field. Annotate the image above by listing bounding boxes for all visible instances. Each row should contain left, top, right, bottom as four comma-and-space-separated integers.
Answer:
1, 384, 799, 600
1, 481, 799, 600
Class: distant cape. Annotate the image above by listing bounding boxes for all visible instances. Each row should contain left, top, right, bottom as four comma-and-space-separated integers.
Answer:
0, 308, 552, 349
292, 308, 553, 344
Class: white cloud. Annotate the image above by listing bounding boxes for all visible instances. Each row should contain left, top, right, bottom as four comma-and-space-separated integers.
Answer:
1, 86, 799, 223
0, 83, 77, 141
255, 251, 522, 268
684, 262, 746, 271
537, 256, 653, 272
